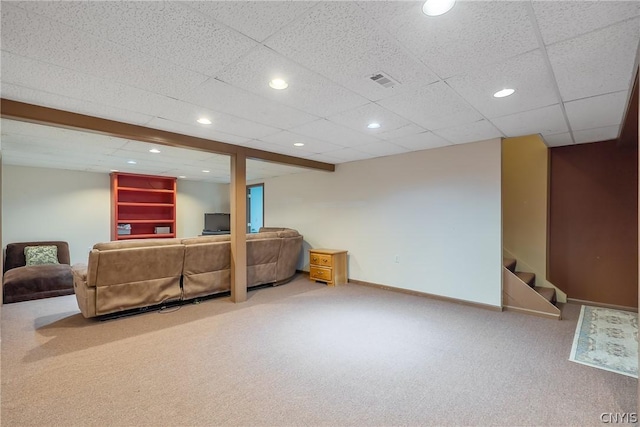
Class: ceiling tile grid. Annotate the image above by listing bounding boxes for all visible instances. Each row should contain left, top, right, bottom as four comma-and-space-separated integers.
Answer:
180, 78, 319, 130
532, 1, 640, 46
145, 117, 252, 146
546, 17, 640, 102
184, 1, 318, 43
542, 132, 574, 148
445, 49, 559, 119
0, 83, 154, 126
351, 141, 409, 157
264, 1, 439, 102
386, 131, 452, 151
361, 1, 539, 79
433, 120, 504, 145
564, 90, 629, 131
214, 45, 370, 118
12, 1, 259, 77
377, 81, 484, 131
491, 104, 569, 137
0, 0, 638, 180
258, 131, 344, 154
287, 119, 382, 148
573, 125, 621, 144
153, 98, 283, 140
1, 3, 210, 99
1, 51, 175, 120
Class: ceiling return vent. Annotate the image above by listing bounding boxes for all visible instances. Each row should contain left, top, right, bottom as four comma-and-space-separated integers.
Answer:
369, 72, 400, 89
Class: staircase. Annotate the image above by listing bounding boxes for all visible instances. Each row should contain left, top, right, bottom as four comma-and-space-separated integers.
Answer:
503, 257, 561, 320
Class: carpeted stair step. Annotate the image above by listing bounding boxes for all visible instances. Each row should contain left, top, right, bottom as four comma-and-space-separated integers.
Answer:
534, 286, 555, 304
515, 271, 535, 288
503, 258, 517, 273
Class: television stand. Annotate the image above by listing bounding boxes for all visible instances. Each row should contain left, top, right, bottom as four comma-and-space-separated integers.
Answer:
201, 230, 231, 236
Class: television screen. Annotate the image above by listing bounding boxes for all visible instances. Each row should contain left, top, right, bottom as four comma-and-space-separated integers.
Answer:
204, 213, 231, 232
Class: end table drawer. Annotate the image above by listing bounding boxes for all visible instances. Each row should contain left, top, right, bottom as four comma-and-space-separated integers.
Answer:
310, 253, 332, 267
310, 266, 331, 282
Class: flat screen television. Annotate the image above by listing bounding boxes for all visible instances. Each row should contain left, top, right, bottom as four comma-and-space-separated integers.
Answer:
204, 213, 231, 232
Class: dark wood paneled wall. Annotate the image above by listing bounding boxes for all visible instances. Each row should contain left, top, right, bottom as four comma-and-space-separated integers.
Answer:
548, 140, 638, 307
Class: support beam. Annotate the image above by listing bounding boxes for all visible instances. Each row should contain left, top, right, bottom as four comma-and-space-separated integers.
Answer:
0, 99, 335, 172
230, 153, 247, 303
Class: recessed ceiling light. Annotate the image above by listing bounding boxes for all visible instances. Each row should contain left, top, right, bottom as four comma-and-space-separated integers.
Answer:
493, 88, 515, 98
178, 175, 186, 179
367, 122, 381, 129
149, 148, 161, 154
202, 170, 210, 173
127, 160, 137, 165
269, 78, 288, 90
293, 142, 305, 147
197, 117, 212, 125
422, 0, 456, 16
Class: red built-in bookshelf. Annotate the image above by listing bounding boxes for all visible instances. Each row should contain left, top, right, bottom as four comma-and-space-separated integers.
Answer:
110, 172, 177, 240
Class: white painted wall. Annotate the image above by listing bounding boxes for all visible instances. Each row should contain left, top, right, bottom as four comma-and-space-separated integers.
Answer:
3, 165, 230, 264
263, 139, 503, 307
176, 180, 229, 238
2, 165, 110, 264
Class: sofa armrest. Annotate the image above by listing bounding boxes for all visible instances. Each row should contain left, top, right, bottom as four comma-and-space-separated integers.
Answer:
71, 263, 88, 283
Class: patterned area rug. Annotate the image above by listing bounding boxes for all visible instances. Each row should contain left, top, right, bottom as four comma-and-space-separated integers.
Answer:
569, 305, 638, 378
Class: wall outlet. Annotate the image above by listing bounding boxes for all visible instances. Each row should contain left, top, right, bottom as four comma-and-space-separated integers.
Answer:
395, 255, 400, 263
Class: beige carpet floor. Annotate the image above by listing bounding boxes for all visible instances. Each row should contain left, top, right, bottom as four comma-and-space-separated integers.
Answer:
1, 275, 637, 426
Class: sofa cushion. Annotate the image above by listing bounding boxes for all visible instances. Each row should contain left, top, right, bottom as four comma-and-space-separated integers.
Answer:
3, 264, 74, 303
24, 245, 59, 266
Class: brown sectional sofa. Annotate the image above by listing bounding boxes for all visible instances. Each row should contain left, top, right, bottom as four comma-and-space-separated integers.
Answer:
72, 228, 302, 318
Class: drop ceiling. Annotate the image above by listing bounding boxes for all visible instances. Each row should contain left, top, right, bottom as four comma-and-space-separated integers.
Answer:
1, 1, 638, 182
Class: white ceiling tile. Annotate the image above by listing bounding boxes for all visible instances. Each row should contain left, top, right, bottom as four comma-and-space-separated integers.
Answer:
378, 81, 484, 130
387, 132, 452, 151
491, 104, 568, 137
433, 120, 504, 145
118, 140, 226, 163
146, 117, 252, 146
376, 123, 428, 141
215, 45, 369, 117
326, 103, 412, 135
320, 148, 372, 163
13, 1, 258, 76
259, 131, 343, 154
241, 139, 318, 158
1, 82, 156, 127
265, 2, 438, 102
182, 78, 318, 130
360, 1, 538, 79
184, 1, 317, 43
547, 18, 640, 102
542, 132, 574, 148
1, 52, 176, 119
288, 119, 381, 148
352, 141, 408, 158
446, 50, 558, 118
564, 91, 628, 131
1, 4, 209, 99
573, 126, 621, 144
532, 1, 640, 45
155, 98, 281, 140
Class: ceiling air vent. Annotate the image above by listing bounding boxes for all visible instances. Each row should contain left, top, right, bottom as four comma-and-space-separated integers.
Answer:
369, 72, 399, 89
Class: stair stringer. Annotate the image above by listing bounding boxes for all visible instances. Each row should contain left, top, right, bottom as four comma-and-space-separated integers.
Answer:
503, 267, 561, 320
503, 247, 567, 303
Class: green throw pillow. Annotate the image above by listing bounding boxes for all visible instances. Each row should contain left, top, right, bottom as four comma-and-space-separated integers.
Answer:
24, 245, 59, 266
